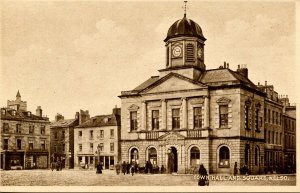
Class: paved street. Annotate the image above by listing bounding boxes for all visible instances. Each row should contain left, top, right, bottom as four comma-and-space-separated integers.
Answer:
0, 169, 296, 186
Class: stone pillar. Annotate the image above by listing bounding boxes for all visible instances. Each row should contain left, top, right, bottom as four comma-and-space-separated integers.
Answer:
182, 98, 187, 129
161, 99, 167, 130
204, 96, 210, 128
141, 101, 147, 131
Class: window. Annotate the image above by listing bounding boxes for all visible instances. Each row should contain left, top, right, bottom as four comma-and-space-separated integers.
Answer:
90, 156, 94, 164
62, 143, 65, 152
78, 131, 82, 137
1, 109, 6, 115
100, 130, 104, 138
245, 144, 250, 165
268, 109, 271, 123
130, 148, 139, 163
41, 140, 45, 150
40, 126, 45, 135
54, 145, 57, 152
219, 146, 230, 168
79, 144, 82, 152
148, 147, 157, 165
272, 131, 275, 144
276, 132, 278, 144
12, 110, 16, 116
17, 139, 22, 150
190, 147, 200, 167
255, 147, 259, 166
99, 143, 104, 152
272, 111, 275, 124
3, 139, 8, 150
62, 131, 65, 139
275, 112, 278, 125
193, 107, 202, 129
110, 129, 114, 138
255, 109, 259, 131
245, 105, 249, 129
152, 110, 159, 130
110, 143, 114, 152
90, 130, 94, 139
16, 124, 21, 133
130, 111, 138, 131
186, 43, 195, 62
172, 108, 180, 129
90, 143, 93, 152
29, 140, 33, 150
264, 108, 266, 122
29, 125, 34, 134
219, 105, 228, 128
279, 133, 282, 145
280, 114, 282, 125
3, 123, 9, 133
54, 131, 58, 139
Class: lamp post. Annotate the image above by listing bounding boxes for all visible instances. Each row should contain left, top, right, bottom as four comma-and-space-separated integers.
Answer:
97, 144, 101, 166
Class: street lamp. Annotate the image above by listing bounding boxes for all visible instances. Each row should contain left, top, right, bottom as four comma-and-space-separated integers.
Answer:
97, 144, 101, 166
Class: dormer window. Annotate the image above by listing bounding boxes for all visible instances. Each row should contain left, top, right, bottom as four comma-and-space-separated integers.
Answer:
1, 109, 6, 116
27, 112, 31, 117
12, 110, 16, 116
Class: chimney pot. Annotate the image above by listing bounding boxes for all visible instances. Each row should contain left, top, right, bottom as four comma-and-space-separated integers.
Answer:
265, 81, 267, 86
258, 82, 260, 85
227, 63, 229, 68
238, 64, 240, 69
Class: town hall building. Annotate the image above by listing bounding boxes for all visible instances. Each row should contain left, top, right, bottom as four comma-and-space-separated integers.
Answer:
119, 12, 266, 174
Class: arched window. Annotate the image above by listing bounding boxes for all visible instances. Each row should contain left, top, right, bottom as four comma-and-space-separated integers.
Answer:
186, 43, 195, 62
219, 146, 230, 168
245, 144, 250, 165
130, 148, 139, 164
148, 147, 157, 165
190, 147, 200, 167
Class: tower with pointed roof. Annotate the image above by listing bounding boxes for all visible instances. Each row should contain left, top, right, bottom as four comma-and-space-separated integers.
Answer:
7, 90, 27, 111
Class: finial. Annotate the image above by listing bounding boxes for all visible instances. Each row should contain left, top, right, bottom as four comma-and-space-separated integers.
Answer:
183, 1, 188, 17
16, 90, 21, 98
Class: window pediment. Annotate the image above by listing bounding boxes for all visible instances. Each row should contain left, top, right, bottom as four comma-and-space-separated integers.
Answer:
128, 104, 139, 111
217, 97, 231, 105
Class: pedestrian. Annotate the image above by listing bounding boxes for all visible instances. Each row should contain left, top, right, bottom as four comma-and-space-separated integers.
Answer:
96, 162, 100, 174
198, 164, 208, 186
126, 162, 130, 174
234, 162, 238, 176
149, 161, 153, 174
98, 162, 103, 174
161, 165, 166, 174
115, 162, 121, 175
122, 161, 127, 175
51, 161, 56, 171
130, 164, 135, 176
145, 161, 149, 174
56, 160, 61, 171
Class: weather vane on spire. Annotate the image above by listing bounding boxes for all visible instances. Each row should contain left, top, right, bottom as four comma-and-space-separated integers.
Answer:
183, 1, 188, 17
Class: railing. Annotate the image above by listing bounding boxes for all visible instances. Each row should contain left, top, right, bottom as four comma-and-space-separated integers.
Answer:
146, 131, 159, 139
187, 130, 202, 138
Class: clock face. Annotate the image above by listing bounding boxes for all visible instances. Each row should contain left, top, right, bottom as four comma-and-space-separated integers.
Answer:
172, 46, 182, 57
197, 48, 203, 58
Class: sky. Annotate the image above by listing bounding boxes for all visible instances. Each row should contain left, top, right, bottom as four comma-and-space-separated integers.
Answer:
0, 0, 297, 120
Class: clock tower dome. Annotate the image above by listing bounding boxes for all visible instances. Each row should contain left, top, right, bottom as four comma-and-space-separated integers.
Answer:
159, 11, 206, 80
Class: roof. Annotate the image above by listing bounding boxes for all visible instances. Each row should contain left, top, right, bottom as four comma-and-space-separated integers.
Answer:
133, 76, 160, 91
76, 114, 120, 128
165, 15, 206, 42
1, 107, 49, 122
50, 119, 77, 128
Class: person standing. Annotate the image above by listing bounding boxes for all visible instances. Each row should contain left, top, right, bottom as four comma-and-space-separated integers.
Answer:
145, 161, 149, 174
122, 161, 127, 175
126, 162, 130, 174
130, 163, 135, 176
234, 162, 238, 176
198, 164, 208, 186
98, 162, 103, 174
115, 162, 121, 175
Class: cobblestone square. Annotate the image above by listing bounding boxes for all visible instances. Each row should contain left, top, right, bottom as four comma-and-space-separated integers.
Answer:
0, 169, 296, 186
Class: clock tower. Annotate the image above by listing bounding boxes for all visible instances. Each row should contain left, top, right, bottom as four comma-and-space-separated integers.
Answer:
159, 12, 206, 80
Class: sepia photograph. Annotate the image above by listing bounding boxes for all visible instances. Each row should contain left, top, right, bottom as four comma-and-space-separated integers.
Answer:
0, 0, 298, 192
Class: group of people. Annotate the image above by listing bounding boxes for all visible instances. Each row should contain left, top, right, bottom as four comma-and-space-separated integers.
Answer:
51, 160, 63, 171
119, 161, 138, 176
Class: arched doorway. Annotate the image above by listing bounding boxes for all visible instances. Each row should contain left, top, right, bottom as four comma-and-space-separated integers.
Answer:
130, 148, 139, 164
190, 146, 200, 167
168, 147, 178, 173
148, 147, 157, 165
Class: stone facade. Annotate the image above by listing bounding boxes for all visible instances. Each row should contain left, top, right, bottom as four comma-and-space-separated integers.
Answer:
1, 91, 50, 170
74, 108, 121, 170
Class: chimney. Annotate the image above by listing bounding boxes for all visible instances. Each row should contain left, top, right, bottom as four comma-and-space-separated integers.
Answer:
75, 112, 79, 120
55, 113, 64, 122
224, 61, 226, 68
112, 105, 121, 116
36, 106, 42, 117
265, 81, 267, 86
79, 110, 90, 125
227, 63, 229, 69
236, 64, 248, 78
258, 82, 260, 86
